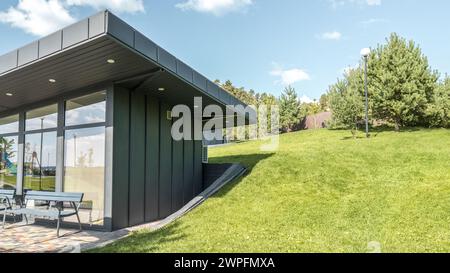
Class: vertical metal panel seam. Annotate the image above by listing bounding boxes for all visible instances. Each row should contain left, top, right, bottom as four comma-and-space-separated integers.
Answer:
87, 17, 91, 41
143, 94, 147, 220
37, 40, 40, 60
15, 49, 19, 69
104, 10, 109, 33
192, 133, 195, 194
157, 99, 161, 218
181, 132, 185, 204
60, 29, 64, 53
127, 90, 132, 226
170, 105, 174, 213
171, 117, 174, 213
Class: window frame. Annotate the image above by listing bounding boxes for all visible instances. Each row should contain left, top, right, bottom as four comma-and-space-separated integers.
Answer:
0, 114, 20, 136
0, 87, 109, 192
64, 91, 107, 128
25, 104, 58, 132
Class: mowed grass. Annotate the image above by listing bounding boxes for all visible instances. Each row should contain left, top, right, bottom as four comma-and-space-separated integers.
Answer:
0, 174, 55, 191
93, 128, 450, 253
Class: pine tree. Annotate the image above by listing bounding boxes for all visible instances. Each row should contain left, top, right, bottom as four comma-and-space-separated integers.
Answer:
427, 77, 450, 128
368, 33, 439, 130
279, 86, 300, 132
328, 68, 366, 136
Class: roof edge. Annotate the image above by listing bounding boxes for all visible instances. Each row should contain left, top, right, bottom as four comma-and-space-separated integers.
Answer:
0, 10, 107, 77
0, 10, 252, 118
103, 11, 249, 110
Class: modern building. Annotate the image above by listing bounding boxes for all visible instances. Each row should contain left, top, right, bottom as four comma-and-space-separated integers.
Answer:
0, 10, 249, 231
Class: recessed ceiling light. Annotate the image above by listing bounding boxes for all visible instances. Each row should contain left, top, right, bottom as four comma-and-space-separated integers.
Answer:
194, 105, 199, 108
107, 59, 115, 64
158, 87, 165, 92
49, 79, 56, 83
5, 92, 13, 97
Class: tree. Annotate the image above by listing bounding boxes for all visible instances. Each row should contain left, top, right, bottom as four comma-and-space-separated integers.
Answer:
257, 92, 278, 135
217, 80, 257, 106
0, 137, 16, 172
216, 80, 280, 138
426, 77, 450, 128
279, 86, 300, 132
368, 33, 439, 130
319, 93, 330, 112
328, 68, 366, 136
0, 137, 15, 161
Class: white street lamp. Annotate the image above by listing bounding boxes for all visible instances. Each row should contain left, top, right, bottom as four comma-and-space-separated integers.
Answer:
361, 48, 371, 138
360, 48, 371, 58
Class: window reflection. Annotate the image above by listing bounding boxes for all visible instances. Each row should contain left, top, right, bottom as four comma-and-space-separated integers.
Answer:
64, 127, 105, 224
0, 115, 19, 135
23, 132, 57, 192
26, 104, 58, 131
0, 136, 18, 190
65, 91, 106, 126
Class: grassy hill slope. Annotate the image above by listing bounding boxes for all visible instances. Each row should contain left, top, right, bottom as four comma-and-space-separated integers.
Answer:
94, 129, 450, 253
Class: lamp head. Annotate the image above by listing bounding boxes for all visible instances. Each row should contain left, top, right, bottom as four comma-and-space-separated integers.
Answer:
360, 48, 371, 58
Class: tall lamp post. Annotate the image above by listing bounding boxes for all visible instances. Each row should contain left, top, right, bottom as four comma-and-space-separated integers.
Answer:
360, 48, 371, 138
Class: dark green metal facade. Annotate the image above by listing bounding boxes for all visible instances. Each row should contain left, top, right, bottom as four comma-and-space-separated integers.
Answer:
111, 86, 203, 230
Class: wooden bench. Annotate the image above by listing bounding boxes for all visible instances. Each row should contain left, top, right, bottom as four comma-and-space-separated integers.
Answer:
0, 189, 16, 228
9, 191, 84, 237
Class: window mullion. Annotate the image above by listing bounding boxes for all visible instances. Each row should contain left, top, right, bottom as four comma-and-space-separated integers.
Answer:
16, 112, 25, 195
55, 101, 65, 193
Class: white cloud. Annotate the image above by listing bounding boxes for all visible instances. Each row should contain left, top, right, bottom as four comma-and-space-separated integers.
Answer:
319, 31, 342, 40
176, 0, 253, 16
366, 0, 381, 6
0, 0, 145, 37
66, 0, 145, 14
361, 18, 388, 25
0, 0, 76, 36
300, 95, 314, 104
329, 0, 381, 8
270, 64, 310, 86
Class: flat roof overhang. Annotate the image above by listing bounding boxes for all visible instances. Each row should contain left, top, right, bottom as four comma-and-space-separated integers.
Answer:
0, 11, 254, 124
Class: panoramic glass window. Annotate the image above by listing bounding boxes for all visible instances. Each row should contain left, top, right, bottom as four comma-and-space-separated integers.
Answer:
0, 115, 19, 135
0, 136, 18, 190
26, 104, 58, 131
64, 127, 105, 224
65, 91, 106, 126
23, 132, 57, 192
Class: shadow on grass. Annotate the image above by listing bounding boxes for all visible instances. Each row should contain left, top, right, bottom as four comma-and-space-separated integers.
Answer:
339, 126, 428, 140
341, 136, 366, 140
91, 153, 274, 253
209, 153, 274, 198
210, 153, 274, 171
370, 125, 423, 133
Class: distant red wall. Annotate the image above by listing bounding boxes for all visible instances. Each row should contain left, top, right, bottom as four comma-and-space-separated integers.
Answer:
300, 112, 332, 130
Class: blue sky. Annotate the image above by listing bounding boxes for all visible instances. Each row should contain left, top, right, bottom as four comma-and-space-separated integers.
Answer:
0, 0, 449, 101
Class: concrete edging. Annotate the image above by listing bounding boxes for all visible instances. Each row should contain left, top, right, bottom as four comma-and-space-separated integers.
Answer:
77, 163, 247, 252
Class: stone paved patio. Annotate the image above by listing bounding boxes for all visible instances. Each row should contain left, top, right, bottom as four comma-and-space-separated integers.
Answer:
0, 221, 146, 253
0, 164, 244, 253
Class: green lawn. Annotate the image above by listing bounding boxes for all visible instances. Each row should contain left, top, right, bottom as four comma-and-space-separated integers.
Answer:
0, 174, 55, 191
93, 128, 450, 253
